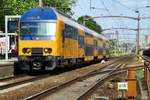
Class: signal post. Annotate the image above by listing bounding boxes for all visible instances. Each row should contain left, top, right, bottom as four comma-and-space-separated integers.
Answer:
125, 68, 137, 100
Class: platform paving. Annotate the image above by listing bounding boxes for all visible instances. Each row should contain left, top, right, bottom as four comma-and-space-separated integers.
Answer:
0, 58, 17, 65
0, 58, 16, 79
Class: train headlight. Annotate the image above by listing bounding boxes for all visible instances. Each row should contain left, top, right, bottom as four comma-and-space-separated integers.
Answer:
44, 48, 52, 53
22, 48, 31, 54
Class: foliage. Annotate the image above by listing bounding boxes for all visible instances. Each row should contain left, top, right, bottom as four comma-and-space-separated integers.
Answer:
109, 39, 118, 55
136, 69, 144, 78
0, 0, 76, 31
43, 0, 76, 15
110, 39, 134, 56
0, 0, 38, 31
77, 15, 102, 33
109, 39, 117, 49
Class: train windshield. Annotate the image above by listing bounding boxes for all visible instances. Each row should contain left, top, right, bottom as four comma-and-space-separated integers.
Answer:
20, 22, 56, 40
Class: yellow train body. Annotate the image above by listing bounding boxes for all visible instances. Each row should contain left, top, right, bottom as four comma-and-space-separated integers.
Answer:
18, 7, 110, 71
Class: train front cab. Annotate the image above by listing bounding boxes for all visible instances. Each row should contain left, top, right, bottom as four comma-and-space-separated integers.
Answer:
18, 8, 63, 71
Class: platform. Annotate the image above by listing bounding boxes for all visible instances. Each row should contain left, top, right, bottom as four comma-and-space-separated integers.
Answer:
0, 58, 17, 80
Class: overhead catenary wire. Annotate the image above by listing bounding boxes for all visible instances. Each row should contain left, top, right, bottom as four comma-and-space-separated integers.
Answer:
108, 0, 126, 35
113, 0, 135, 11
147, 0, 150, 4
100, 0, 120, 31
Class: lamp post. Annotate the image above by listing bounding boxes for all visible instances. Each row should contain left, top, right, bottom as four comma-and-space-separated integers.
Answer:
135, 11, 140, 56
135, 5, 150, 56
39, 0, 42, 7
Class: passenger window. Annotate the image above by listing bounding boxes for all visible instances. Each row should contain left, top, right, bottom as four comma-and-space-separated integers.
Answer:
62, 24, 78, 40
78, 35, 84, 48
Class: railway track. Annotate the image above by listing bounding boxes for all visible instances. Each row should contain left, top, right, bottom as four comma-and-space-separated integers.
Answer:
0, 60, 117, 91
77, 64, 126, 100
24, 57, 129, 100
0, 57, 122, 91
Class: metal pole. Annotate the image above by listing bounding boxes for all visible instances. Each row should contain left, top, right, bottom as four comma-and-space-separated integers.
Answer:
39, 0, 42, 7
83, 17, 86, 26
90, 0, 92, 10
136, 13, 140, 56
5, 16, 8, 61
83, 21, 86, 26
116, 31, 119, 56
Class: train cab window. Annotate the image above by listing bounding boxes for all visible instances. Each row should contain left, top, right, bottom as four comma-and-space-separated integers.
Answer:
20, 22, 57, 40
21, 22, 56, 36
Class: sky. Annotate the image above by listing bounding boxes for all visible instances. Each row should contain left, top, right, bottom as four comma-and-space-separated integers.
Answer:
72, 0, 150, 45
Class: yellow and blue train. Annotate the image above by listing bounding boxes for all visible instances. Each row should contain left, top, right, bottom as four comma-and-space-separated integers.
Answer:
18, 7, 110, 71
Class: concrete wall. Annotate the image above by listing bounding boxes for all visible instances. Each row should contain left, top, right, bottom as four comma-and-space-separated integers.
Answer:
0, 63, 14, 79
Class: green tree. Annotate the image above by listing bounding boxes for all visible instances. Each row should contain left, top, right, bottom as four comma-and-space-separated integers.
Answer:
0, 0, 38, 31
43, 0, 76, 15
77, 15, 102, 33
109, 39, 118, 56
0, 0, 76, 31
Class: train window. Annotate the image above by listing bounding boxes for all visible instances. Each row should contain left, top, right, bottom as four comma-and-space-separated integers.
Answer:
106, 43, 110, 48
78, 35, 84, 48
20, 22, 56, 36
63, 24, 78, 40
85, 45, 94, 56
103, 42, 106, 48
94, 40, 97, 49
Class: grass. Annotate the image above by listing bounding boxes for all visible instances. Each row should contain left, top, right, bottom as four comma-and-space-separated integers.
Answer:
136, 69, 144, 78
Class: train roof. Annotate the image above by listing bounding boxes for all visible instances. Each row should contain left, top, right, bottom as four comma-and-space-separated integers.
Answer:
21, 8, 57, 22
21, 7, 109, 42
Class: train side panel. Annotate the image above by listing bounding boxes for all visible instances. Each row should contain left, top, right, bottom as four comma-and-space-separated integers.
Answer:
17, 7, 110, 72
78, 29, 85, 58
84, 34, 94, 61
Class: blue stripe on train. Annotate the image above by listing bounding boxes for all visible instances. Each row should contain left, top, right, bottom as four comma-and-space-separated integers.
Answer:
85, 45, 94, 56
98, 48, 103, 55
98, 48, 109, 55
21, 8, 57, 22
20, 35, 55, 40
